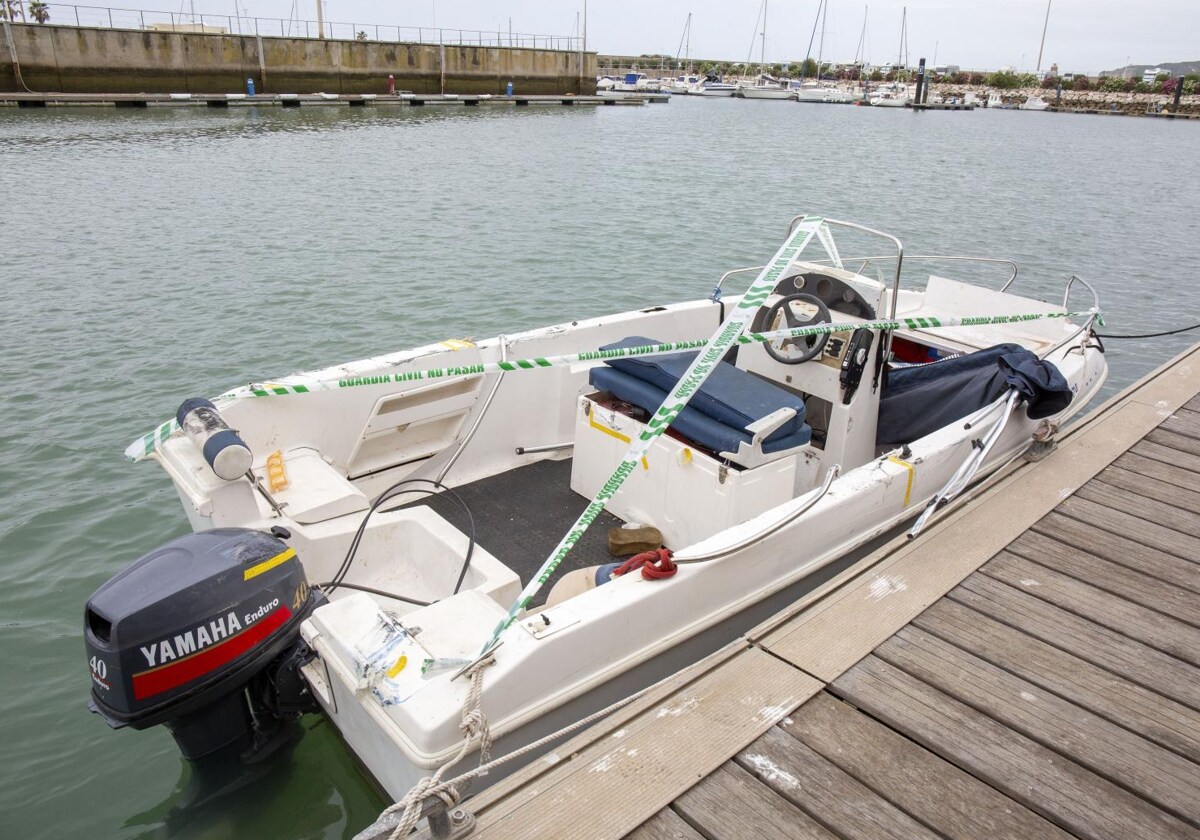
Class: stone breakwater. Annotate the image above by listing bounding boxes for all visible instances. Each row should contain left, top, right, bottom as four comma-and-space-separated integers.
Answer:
931, 83, 1200, 115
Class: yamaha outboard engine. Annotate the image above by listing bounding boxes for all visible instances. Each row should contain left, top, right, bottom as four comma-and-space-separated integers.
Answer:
84, 528, 324, 761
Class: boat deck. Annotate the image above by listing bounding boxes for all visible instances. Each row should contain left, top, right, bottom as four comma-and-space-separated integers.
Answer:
445, 340, 1200, 839
412, 458, 624, 607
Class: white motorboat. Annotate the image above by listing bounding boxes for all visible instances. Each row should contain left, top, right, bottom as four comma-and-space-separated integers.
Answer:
794, 82, 858, 104
595, 75, 616, 92
1019, 94, 1051, 111
612, 72, 662, 93
85, 215, 1106, 816
738, 75, 794, 100
691, 74, 737, 96
665, 74, 702, 95
870, 83, 912, 107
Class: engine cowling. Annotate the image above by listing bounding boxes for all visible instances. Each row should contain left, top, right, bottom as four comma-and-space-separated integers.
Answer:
84, 528, 322, 760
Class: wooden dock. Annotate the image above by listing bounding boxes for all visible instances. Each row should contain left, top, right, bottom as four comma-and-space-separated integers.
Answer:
911, 102, 976, 111
0, 92, 659, 109
449, 340, 1200, 840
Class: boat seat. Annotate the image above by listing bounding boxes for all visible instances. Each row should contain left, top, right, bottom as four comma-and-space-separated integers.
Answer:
589, 336, 812, 467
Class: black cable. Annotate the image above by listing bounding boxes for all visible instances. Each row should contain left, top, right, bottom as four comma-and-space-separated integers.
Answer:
323, 478, 476, 599
1097, 323, 1200, 339
316, 581, 431, 607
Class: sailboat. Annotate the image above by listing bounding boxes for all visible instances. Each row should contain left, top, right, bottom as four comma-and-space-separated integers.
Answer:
794, 0, 857, 104
738, 1, 794, 99
664, 13, 701, 95
869, 6, 911, 107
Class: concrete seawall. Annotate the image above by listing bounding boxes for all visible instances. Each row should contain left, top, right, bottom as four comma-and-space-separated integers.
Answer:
0, 23, 596, 94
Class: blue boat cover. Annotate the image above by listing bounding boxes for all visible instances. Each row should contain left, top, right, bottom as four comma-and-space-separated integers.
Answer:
589, 367, 812, 455
877, 343, 1073, 447
599, 336, 807, 441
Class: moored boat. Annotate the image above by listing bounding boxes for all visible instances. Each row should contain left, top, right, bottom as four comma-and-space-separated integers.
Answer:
84, 215, 1107, 811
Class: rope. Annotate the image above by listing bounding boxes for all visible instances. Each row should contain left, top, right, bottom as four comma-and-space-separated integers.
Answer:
382, 656, 495, 839
1096, 322, 1200, 339
612, 548, 677, 580
370, 662, 678, 838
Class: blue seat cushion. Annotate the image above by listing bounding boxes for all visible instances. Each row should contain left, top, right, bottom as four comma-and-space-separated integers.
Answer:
589, 367, 812, 455
599, 336, 807, 442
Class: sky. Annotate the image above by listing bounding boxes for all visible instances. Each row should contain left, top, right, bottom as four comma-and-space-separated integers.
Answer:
141, 0, 1197, 74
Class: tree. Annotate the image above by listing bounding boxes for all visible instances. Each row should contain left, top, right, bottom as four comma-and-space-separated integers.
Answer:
795, 58, 818, 78
29, 0, 48, 22
355, 30, 367, 41
0, 0, 22, 21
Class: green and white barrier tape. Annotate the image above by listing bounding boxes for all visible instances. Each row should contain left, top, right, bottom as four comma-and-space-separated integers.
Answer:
480, 216, 829, 651
125, 305, 1099, 462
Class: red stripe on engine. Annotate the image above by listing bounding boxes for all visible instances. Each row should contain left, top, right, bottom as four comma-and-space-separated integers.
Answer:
132, 606, 292, 700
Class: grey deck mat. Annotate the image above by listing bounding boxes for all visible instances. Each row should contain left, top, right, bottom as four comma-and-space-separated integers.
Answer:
409, 458, 625, 607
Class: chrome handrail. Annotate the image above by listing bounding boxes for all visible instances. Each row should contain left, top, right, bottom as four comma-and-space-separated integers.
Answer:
787, 215, 905, 319
674, 465, 839, 563
1062, 274, 1100, 311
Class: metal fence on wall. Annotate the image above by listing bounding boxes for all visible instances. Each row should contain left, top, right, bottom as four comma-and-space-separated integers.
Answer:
6, 4, 584, 50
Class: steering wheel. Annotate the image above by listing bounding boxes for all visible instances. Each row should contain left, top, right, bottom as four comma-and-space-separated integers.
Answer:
761, 293, 832, 364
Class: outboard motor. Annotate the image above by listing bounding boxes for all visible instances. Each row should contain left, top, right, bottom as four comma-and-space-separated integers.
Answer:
84, 528, 324, 761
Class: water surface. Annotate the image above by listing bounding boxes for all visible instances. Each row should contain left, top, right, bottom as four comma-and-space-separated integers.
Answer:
2, 99, 1198, 839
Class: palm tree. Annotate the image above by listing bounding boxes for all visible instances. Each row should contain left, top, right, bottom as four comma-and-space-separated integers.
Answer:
29, 0, 48, 22
0, 0, 20, 21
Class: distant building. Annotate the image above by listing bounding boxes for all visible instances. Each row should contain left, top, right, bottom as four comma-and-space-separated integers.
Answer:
1142, 67, 1165, 84
932, 64, 959, 75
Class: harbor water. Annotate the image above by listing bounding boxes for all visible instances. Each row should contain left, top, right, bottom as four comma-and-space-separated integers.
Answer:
2, 98, 1198, 839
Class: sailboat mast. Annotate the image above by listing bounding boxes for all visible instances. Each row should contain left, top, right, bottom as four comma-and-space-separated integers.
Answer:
817, 0, 828, 78
762, 0, 768, 74
1035, 0, 1051, 73
686, 12, 691, 73
801, 0, 824, 83
854, 5, 868, 67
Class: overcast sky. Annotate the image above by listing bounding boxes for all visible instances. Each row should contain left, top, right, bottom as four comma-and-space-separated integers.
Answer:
171, 0, 1195, 74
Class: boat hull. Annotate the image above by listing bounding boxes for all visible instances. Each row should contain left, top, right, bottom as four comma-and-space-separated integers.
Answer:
301, 330, 1106, 799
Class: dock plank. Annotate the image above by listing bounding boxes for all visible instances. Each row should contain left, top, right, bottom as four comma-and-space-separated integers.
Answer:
877, 626, 1200, 823
1077, 480, 1200, 540
914, 598, 1200, 761
1094, 463, 1200, 517
1129, 439, 1200, 474
1055, 494, 1200, 563
1160, 409, 1200, 441
951, 574, 1200, 710
981, 552, 1200, 664
783, 692, 1074, 840
673, 762, 838, 840
1005, 530, 1200, 625
831, 655, 1200, 839
1031, 511, 1200, 595
626, 807, 706, 840
1113, 449, 1200, 506
734, 726, 940, 839
1148, 427, 1200, 457
470, 647, 820, 840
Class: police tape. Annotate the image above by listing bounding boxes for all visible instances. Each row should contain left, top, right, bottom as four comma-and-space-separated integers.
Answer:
125, 305, 1099, 462
481, 214, 829, 651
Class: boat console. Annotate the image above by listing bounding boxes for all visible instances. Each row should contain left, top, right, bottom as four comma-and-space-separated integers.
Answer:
570, 265, 890, 549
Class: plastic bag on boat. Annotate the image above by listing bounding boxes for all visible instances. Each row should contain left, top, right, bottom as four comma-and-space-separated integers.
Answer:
877, 344, 1071, 447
